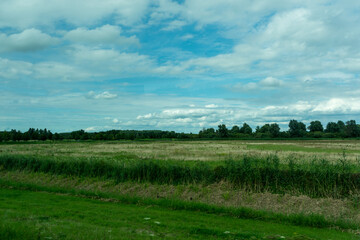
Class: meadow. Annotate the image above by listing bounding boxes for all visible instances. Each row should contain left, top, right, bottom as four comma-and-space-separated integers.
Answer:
1, 139, 360, 239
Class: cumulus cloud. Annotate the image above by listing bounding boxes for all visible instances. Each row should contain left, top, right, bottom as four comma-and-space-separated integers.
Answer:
64, 25, 140, 46
0, 0, 150, 28
86, 91, 118, 99
154, 3, 360, 83
205, 104, 218, 108
162, 20, 187, 31
231, 77, 282, 92
69, 46, 156, 75
0, 29, 58, 52
134, 97, 360, 131
0, 57, 90, 81
259, 77, 283, 88
312, 98, 360, 114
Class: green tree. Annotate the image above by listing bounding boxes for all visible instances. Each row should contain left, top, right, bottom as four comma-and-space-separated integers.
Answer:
199, 128, 216, 138
259, 124, 271, 133
325, 122, 340, 133
345, 120, 360, 137
337, 120, 346, 133
230, 125, 240, 134
269, 123, 280, 137
288, 120, 306, 137
240, 123, 252, 134
308, 120, 323, 132
217, 124, 229, 138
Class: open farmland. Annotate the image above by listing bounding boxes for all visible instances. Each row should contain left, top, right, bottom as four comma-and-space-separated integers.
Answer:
1, 139, 360, 239
2, 139, 360, 163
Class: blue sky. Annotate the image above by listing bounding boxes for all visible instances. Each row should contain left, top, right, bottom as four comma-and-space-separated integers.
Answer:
1, 0, 360, 133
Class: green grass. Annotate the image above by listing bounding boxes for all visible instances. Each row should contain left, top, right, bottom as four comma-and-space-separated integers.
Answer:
0, 187, 358, 240
0, 178, 358, 231
1, 154, 359, 198
247, 144, 360, 154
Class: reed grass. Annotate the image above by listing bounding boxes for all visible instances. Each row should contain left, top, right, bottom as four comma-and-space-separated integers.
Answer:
0, 154, 359, 198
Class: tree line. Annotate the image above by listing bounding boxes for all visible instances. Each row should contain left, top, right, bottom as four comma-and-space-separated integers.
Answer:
0, 128, 191, 141
199, 120, 360, 139
1, 119, 360, 141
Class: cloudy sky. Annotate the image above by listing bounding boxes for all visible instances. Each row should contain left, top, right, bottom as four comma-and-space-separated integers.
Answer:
1, 0, 360, 133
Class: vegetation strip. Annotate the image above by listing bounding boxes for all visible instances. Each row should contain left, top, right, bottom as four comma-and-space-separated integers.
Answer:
1, 154, 359, 198
2, 187, 357, 240
0, 178, 358, 231
2, 119, 360, 141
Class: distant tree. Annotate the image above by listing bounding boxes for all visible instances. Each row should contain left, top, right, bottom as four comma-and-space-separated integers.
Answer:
217, 124, 229, 138
308, 121, 323, 132
337, 120, 346, 133
259, 124, 271, 133
230, 125, 240, 134
325, 122, 340, 133
199, 128, 216, 138
269, 123, 280, 137
345, 120, 360, 137
288, 120, 306, 137
240, 123, 252, 134
256, 123, 280, 138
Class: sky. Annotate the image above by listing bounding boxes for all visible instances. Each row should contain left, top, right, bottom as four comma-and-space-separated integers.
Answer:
1, 0, 360, 133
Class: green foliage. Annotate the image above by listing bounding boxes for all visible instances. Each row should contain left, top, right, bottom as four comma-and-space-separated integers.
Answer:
288, 120, 306, 137
240, 123, 253, 134
1, 154, 359, 198
199, 127, 216, 138
217, 124, 229, 138
345, 120, 360, 137
308, 121, 323, 132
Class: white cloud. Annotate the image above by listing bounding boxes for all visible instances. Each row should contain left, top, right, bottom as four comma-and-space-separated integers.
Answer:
205, 104, 218, 108
259, 77, 283, 88
86, 91, 118, 99
152, 3, 360, 83
162, 20, 187, 31
0, 0, 150, 28
64, 25, 140, 46
69, 46, 156, 75
312, 98, 360, 114
85, 126, 96, 132
133, 97, 360, 131
0, 29, 58, 52
314, 72, 353, 80
34, 62, 91, 81
0, 58, 32, 79
231, 77, 282, 92
181, 34, 194, 41
0, 57, 90, 81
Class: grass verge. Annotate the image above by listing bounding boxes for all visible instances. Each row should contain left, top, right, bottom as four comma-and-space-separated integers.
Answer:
0, 177, 358, 232
0, 187, 359, 240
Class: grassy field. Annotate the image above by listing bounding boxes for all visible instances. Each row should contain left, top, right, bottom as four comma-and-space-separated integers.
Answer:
1, 139, 360, 163
0, 139, 360, 239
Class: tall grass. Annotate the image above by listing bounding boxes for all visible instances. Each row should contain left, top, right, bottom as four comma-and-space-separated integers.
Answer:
0, 154, 359, 198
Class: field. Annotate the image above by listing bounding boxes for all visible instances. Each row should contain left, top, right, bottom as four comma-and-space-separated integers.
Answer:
2, 139, 360, 163
1, 139, 360, 239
